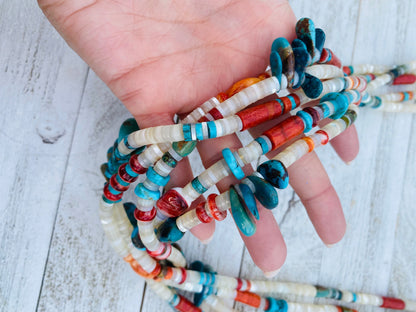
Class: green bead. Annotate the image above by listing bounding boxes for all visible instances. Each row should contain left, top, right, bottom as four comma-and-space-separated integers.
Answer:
229, 187, 256, 237
172, 141, 197, 157
247, 175, 279, 209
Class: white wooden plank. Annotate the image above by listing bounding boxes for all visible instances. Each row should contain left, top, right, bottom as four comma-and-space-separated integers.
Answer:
36, 72, 147, 311
318, 0, 416, 301
0, 1, 88, 311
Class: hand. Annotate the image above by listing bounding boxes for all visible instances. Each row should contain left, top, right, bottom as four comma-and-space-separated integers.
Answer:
39, 0, 359, 276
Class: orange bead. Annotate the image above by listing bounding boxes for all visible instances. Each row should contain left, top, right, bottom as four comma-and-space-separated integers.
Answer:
302, 137, 315, 152
258, 72, 270, 80
216, 92, 228, 103
235, 291, 261, 308
226, 77, 261, 97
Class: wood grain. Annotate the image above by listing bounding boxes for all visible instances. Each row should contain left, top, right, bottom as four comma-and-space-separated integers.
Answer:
0, 1, 88, 311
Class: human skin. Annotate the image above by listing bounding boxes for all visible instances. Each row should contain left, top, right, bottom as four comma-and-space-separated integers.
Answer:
38, 0, 359, 276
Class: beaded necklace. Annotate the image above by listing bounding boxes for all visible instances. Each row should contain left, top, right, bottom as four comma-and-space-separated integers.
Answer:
99, 18, 416, 311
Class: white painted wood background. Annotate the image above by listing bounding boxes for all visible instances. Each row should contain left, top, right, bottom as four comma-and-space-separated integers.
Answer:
0, 1, 415, 311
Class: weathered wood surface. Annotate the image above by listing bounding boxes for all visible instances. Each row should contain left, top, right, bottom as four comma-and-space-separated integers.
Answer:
0, 0, 415, 311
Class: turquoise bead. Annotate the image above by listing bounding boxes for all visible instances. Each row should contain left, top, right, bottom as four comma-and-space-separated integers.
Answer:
123, 202, 137, 226
265, 298, 288, 312
146, 166, 170, 186
191, 177, 207, 194
207, 121, 217, 138
156, 217, 185, 243
315, 28, 326, 54
291, 40, 309, 88
254, 137, 270, 154
296, 110, 313, 133
191, 261, 215, 307
237, 183, 259, 220
229, 187, 256, 236
270, 51, 283, 84
172, 141, 197, 157
257, 160, 289, 189
321, 92, 349, 119
222, 148, 245, 180
118, 118, 139, 143
182, 124, 192, 141
302, 73, 323, 99
131, 226, 146, 250
295, 17, 316, 59
134, 183, 160, 200
247, 175, 279, 209
272, 37, 295, 85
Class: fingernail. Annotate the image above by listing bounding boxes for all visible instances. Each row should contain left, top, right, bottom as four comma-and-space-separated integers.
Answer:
325, 243, 335, 248
263, 268, 281, 278
346, 160, 354, 166
200, 235, 214, 245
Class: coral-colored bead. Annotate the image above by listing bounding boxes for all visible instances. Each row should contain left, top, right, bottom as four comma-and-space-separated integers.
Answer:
196, 202, 213, 223
118, 163, 138, 183
179, 267, 187, 284
316, 130, 329, 145
226, 77, 261, 97
175, 295, 202, 312
103, 184, 123, 201
216, 92, 228, 103
207, 194, 227, 221
302, 137, 315, 152
393, 73, 416, 85
258, 72, 270, 80
110, 174, 129, 192
134, 208, 156, 222
157, 189, 189, 217
235, 291, 261, 308
381, 297, 405, 309
208, 107, 224, 120
263, 115, 305, 150
237, 100, 283, 131
129, 154, 147, 174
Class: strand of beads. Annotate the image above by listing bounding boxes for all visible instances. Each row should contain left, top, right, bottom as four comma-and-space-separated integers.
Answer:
98, 16, 416, 312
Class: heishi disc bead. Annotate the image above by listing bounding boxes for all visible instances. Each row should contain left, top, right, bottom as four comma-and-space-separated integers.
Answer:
229, 186, 256, 237
246, 175, 279, 209
257, 160, 289, 189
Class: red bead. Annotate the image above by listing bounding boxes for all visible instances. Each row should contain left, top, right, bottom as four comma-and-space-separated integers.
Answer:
109, 174, 129, 192
207, 194, 227, 221
281, 97, 293, 114
381, 297, 405, 309
156, 189, 189, 217
303, 107, 321, 127
342, 66, 351, 76
326, 49, 342, 68
175, 295, 202, 312
237, 100, 283, 131
393, 74, 416, 85
235, 291, 261, 308
198, 116, 209, 122
147, 244, 165, 257
216, 92, 228, 103
263, 115, 305, 150
208, 107, 224, 120
236, 278, 243, 290
155, 243, 172, 260
134, 207, 156, 222
316, 130, 329, 145
179, 267, 187, 284
118, 163, 138, 183
196, 202, 213, 223
103, 184, 123, 201
129, 154, 147, 174
320, 48, 329, 63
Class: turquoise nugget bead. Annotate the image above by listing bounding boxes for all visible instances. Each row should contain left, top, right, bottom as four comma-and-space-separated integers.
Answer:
270, 51, 283, 84
229, 186, 256, 236
238, 183, 259, 220
302, 73, 323, 99
295, 17, 316, 59
156, 217, 185, 243
257, 160, 289, 189
247, 175, 279, 209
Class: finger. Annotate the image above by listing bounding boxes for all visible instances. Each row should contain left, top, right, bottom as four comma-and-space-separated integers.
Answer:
329, 124, 359, 163
240, 205, 287, 277
197, 134, 287, 275
287, 151, 346, 246
133, 113, 216, 243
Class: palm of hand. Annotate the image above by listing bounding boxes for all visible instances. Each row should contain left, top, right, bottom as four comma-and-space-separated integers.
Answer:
40, 0, 296, 126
